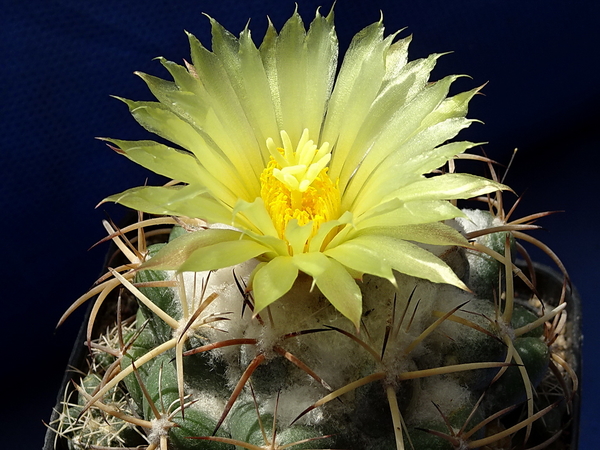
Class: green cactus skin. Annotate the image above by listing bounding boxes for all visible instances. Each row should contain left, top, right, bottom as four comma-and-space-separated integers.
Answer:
228, 401, 329, 449
405, 402, 486, 450
141, 355, 231, 450
457, 209, 516, 299
484, 336, 551, 410
511, 305, 545, 338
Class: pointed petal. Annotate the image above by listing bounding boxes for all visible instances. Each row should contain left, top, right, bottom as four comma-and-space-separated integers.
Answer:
284, 219, 314, 256
323, 20, 389, 178
420, 84, 482, 129
308, 210, 354, 253
179, 239, 270, 273
393, 173, 508, 203
333, 53, 441, 190
259, 9, 338, 143
102, 139, 203, 184
292, 252, 331, 279
140, 58, 263, 195
325, 241, 396, 285
103, 185, 233, 224
103, 139, 240, 206
232, 197, 280, 238
341, 74, 464, 201
252, 256, 299, 312
141, 229, 243, 270
314, 257, 363, 328
349, 122, 477, 215
118, 97, 254, 200
301, 8, 338, 139
209, 18, 279, 164
354, 198, 465, 230
381, 34, 411, 83
293, 252, 362, 327
186, 31, 267, 183
333, 234, 467, 290
380, 222, 468, 247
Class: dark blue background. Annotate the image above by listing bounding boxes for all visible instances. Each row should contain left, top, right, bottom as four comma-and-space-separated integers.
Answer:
2, 1, 598, 448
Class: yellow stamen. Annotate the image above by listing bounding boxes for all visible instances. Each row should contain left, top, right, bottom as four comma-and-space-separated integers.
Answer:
261, 130, 340, 249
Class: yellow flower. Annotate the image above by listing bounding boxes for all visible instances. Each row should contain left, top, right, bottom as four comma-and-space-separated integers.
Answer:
104, 7, 506, 327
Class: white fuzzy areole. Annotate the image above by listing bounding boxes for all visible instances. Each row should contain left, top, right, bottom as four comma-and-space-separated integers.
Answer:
408, 377, 473, 426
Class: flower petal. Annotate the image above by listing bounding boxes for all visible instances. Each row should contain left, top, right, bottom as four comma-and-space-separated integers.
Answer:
284, 219, 314, 256
301, 8, 338, 138
327, 223, 467, 284
142, 56, 265, 190
232, 197, 280, 238
117, 97, 254, 201
314, 258, 363, 328
358, 222, 468, 247
341, 74, 464, 200
330, 234, 468, 291
141, 228, 243, 270
420, 85, 482, 129
102, 139, 203, 184
381, 34, 411, 84
332, 52, 441, 189
308, 210, 354, 252
102, 139, 238, 206
393, 173, 508, 203
323, 19, 390, 177
353, 198, 464, 230
260, 8, 338, 144
252, 256, 299, 312
103, 185, 233, 224
293, 252, 362, 327
179, 239, 269, 273
186, 32, 267, 187
325, 241, 396, 285
208, 18, 279, 165
349, 122, 477, 215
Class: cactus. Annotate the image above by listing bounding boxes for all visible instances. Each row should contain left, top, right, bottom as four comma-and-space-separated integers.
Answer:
49, 6, 577, 450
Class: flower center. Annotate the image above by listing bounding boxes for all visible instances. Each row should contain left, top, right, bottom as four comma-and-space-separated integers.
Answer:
260, 129, 340, 242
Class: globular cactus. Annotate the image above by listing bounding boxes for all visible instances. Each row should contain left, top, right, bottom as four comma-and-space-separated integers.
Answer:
50, 211, 577, 450
49, 6, 577, 450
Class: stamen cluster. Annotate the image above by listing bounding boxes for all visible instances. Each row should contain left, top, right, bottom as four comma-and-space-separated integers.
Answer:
261, 129, 340, 246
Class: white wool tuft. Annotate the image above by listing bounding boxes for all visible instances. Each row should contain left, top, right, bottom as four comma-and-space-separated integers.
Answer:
148, 416, 171, 444
186, 388, 228, 422
408, 378, 473, 426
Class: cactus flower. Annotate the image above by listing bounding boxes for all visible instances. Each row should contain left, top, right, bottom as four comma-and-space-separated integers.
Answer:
104, 7, 506, 327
